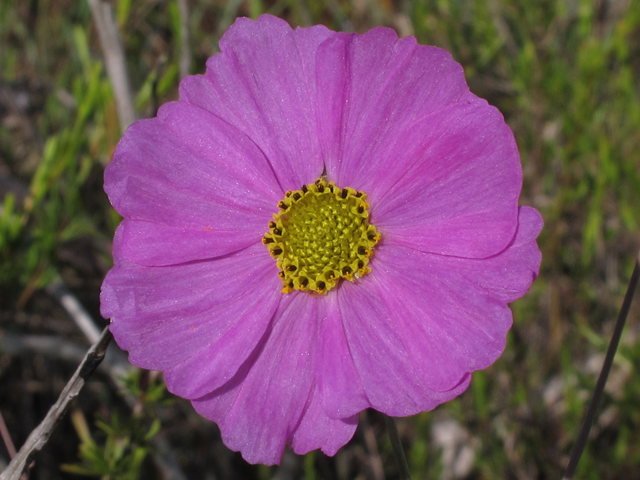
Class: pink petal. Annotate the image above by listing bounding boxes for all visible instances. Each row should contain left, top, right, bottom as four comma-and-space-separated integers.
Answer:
290, 384, 358, 457
105, 103, 280, 264
317, 293, 370, 419
371, 97, 522, 258
102, 242, 282, 399
337, 279, 475, 417
117, 220, 261, 267
179, 15, 333, 191
157, 102, 282, 201
192, 293, 320, 465
435, 206, 543, 303
337, 207, 542, 416
315, 28, 468, 188
100, 15, 544, 466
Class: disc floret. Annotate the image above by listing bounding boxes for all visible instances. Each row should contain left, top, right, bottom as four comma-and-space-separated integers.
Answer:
263, 178, 380, 294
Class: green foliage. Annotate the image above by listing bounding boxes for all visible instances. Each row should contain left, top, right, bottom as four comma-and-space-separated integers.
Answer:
0, 194, 21, 251
62, 409, 160, 479
2, 0, 640, 478
61, 369, 169, 479
0, 2, 118, 291
122, 369, 172, 408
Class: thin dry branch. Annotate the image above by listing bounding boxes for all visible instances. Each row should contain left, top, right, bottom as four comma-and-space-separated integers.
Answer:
562, 250, 640, 479
218, 0, 245, 35
44, 275, 130, 401
87, 0, 136, 132
0, 411, 17, 460
385, 416, 412, 480
46, 280, 102, 344
361, 411, 385, 480
0, 332, 88, 363
0, 327, 112, 480
43, 280, 186, 480
0, 332, 131, 385
176, 0, 191, 78
272, 451, 301, 480
0, 411, 26, 480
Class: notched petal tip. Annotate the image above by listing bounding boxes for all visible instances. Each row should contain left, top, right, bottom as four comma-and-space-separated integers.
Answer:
518, 206, 544, 243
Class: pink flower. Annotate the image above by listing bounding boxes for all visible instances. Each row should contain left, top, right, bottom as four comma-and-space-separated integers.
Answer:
101, 14, 542, 465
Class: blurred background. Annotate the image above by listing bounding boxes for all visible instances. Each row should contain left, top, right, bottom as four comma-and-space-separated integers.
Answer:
1, 0, 640, 478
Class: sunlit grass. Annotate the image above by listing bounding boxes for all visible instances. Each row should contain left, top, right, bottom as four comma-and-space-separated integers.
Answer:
1, 0, 640, 478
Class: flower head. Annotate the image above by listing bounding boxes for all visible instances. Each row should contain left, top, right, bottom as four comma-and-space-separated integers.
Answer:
101, 14, 542, 465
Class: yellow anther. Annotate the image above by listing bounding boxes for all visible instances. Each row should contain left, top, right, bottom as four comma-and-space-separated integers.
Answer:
264, 177, 380, 294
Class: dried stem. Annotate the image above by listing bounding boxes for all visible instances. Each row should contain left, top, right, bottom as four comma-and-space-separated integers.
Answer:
0, 410, 17, 459
362, 411, 385, 480
87, 0, 136, 132
0, 332, 91, 363
384, 415, 412, 480
46, 280, 102, 344
562, 250, 640, 479
218, 0, 244, 35
44, 279, 187, 480
176, 0, 191, 78
0, 411, 27, 480
272, 451, 301, 480
0, 327, 112, 480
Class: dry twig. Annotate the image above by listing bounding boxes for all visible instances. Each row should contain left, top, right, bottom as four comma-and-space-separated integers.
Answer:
0, 327, 112, 480
0, 411, 17, 460
87, 0, 136, 132
0, 332, 88, 364
46, 280, 101, 344
562, 250, 640, 479
43, 267, 187, 479
361, 411, 385, 480
0, 411, 27, 480
385, 416, 412, 480
176, 0, 191, 78
42, 286, 187, 480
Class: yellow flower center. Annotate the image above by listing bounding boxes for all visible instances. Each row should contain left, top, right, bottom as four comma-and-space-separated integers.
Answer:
263, 178, 380, 294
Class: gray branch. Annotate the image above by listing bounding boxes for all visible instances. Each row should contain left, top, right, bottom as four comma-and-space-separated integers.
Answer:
43, 280, 186, 480
0, 327, 112, 480
176, 0, 191, 78
46, 280, 102, 344
87, 0, 136, 132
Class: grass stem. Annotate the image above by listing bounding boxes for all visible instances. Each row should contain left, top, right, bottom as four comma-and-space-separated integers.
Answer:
384, 415, 412, 480
562, 251, 640, 479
